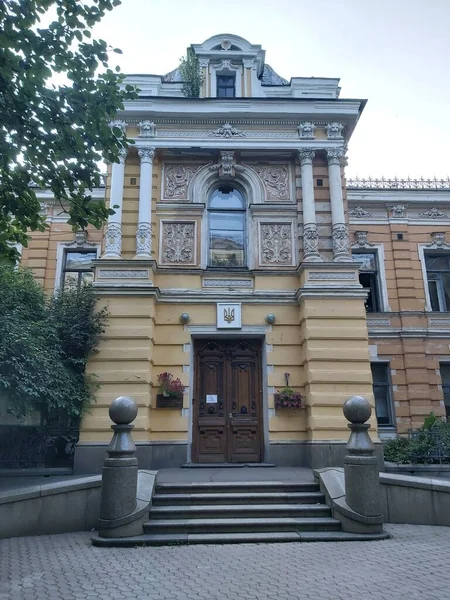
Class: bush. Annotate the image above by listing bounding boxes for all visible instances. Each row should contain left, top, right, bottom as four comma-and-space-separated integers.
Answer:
0, 263, 108, 421
383, 412, 450, 464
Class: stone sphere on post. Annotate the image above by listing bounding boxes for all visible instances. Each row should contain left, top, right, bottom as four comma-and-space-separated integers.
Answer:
109, 396, 138, 425
343, 395, 371, 425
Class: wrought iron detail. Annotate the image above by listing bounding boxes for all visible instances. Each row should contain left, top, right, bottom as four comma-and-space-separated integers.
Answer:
347, 177, 450, 190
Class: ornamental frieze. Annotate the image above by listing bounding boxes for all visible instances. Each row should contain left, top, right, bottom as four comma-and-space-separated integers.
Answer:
251, 165, 290, 201
163, 164, 203, 200
161, 222, 196, 264
259, 223, 293, 265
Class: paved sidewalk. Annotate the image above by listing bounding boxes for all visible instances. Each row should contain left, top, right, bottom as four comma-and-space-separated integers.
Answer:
0, 524, 448, 600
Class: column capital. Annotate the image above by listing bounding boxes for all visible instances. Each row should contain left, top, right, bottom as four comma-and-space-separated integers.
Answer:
298, 148, 316, 165
137, 146, 156, 164
117, 148, 127, 164
326, 146, 347, 167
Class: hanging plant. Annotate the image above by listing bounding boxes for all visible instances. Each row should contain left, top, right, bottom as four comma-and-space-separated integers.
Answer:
274, 372, 303, 409
179, 48, 203, 98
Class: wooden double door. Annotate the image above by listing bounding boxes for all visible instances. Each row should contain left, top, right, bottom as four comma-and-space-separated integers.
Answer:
192, 338, 263, 463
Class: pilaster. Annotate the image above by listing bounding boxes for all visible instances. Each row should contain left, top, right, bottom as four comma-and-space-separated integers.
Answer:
297, 263, 378, 443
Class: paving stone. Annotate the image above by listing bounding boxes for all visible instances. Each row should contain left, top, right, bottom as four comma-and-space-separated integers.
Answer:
2, 525, 450, 599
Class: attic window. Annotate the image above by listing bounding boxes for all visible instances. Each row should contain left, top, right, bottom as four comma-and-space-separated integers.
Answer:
217, 75, 235, 98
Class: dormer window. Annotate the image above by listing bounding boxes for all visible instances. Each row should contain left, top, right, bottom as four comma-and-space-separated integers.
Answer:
217, 75, 235, 98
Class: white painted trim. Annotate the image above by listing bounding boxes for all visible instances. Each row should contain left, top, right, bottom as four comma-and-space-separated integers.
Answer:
418, 243, 432, 312
352, 244, 391, 312
54, 242, 101, 292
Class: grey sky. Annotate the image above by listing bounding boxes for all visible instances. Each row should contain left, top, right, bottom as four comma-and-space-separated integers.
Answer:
94, 0, 450, 178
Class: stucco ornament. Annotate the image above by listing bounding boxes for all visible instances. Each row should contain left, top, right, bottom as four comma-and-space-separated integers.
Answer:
137, 146, 155, 164
389, 204, 408, 218
349, 206, 373, 218
332, 223, 351, 259
352, 231, 374, 248
426, 232, 450, 248
326, 147, 347, 167
252, 165, 290, 201
418, 207, 449, 219
326, 122, 345, 140
136, 223, 152, 255
260, 224, 292, 265
104, 223, 122, 256
138, 120, 157, 138
164, 164, 202, 200
220, 151, 235, 176
302, 223, 320, 257
109, 119, 126, 134
297, 122, 316, 139
162, 222, 195, 263
209, 123, 246, 138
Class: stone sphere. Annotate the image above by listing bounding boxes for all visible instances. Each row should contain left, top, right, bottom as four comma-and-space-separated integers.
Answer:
179, 312, 190, 324
265, 313, 276, 325
109, 396, 138, 425
343, 395, 371, 424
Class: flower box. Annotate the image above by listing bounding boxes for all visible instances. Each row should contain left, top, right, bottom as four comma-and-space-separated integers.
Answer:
274, 389, 303, 410
156, 393, 183, 409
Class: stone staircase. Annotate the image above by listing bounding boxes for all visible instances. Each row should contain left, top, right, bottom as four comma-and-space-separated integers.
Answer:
94, 478, 386, 546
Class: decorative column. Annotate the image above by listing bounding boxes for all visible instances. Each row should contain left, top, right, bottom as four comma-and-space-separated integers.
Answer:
327, 147, 351, 262
298, 148, 322, 262
103, 148, 127, 258
135, 146, 155, 259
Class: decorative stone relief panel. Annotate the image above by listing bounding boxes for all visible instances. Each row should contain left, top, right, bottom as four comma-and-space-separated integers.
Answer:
258, 222, 294, 266
163, 164, 203, 200
248, 164, 291, 202
160, 221, 196, 265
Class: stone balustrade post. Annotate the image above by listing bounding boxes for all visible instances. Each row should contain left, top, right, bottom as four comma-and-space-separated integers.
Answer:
343, 395, 382, 518
99, 396, 138, 525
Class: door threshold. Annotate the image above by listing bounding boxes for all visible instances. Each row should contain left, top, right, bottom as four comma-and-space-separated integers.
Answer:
181, 463, 276, 469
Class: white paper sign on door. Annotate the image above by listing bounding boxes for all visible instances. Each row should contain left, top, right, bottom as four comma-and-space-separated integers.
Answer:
206, 394, 218, 404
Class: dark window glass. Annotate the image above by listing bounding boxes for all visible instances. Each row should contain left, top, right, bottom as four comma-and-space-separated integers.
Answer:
425, 254, 450, 312
353, 252, 380, 312
217, 75, 235, 98
371, 363, 394, 427
63, 250, 96, 289
208, 187, 245, 268
440, 364, 450, 419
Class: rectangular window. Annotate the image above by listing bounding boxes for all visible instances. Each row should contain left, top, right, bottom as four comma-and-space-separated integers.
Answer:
62, 250, 96, 289
425, 254, 450, 312
217, 75, 235, 98
440, 363, 450, 419
371, 363, 395, 428
352, 252, 381, 312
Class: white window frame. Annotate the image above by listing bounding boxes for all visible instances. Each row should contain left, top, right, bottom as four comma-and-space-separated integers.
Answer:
418, 244, 450, 312
54, 241, 100, 292
370, 360, 396, 431
352, 244, 391, 312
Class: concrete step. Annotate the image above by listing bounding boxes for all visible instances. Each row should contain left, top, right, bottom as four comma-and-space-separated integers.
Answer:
152, 491, 325, 506
155, 481, 319, 495
144, 516, 341, 534
92, 530, 390, 547
149, 503, 332, 520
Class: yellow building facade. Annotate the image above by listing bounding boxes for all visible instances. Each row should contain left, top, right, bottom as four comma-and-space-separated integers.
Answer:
18, 35, 450, 472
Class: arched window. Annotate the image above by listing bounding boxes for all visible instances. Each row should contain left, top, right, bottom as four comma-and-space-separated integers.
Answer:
208, 186, 245, 267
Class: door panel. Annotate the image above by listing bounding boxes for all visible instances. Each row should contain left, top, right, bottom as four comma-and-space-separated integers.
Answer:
193, 339, 263, 463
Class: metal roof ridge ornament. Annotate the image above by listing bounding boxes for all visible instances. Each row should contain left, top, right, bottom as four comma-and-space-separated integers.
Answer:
347, 176, 450, 190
